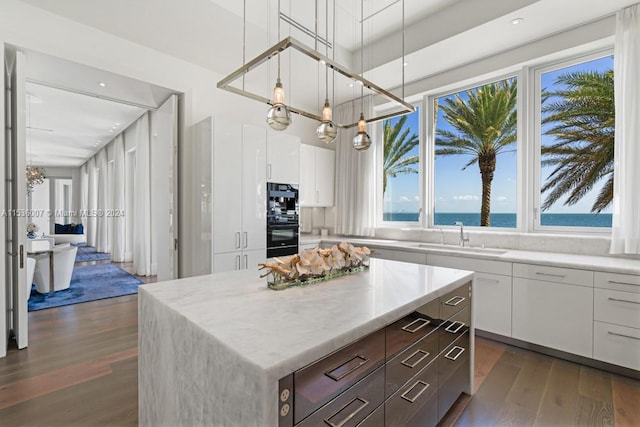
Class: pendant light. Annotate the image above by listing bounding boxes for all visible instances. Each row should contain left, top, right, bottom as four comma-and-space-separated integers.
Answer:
266, 0, 291, 131
315, 0, 337, 143
352, 0, 371, 151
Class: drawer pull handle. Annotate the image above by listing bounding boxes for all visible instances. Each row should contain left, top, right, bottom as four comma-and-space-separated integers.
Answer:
608, 297, 640, 305
535, 272, 565, 278
401, 349, 431, 369
401, 317, 431, 333
608, 280, 640, 287
445, 321, 465, 334
477, 277, 500, 284
401, 380, 430, 403
444, 345, 465, 361
324, 397, 369, 427
444, 296, 465, 307
608, 331, 640, 341
324, 355, 368, 381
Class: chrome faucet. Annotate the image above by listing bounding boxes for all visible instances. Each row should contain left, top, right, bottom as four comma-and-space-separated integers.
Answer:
455, 221, 470, 247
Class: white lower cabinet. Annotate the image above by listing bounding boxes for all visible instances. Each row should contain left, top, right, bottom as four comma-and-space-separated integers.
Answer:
593, 321, 640, 371
512, 277, 593, 358
474, 273, 512, 337
426, 254, 512, 337
214, 249, 265, 272
593, 271, 640, 370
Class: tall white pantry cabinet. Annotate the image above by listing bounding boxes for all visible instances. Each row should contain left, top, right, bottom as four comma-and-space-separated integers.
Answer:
212, 120, 267, 272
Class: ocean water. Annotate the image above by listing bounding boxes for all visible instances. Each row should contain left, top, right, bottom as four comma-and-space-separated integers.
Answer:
383, 212, 613, 228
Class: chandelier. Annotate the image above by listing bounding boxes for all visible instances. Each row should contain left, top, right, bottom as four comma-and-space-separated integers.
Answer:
217, 0, 414, 150
26, 166, 46, 196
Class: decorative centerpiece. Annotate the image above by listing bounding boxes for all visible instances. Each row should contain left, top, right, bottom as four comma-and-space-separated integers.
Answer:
26, 222, 39, 239
259, 242, 371, 290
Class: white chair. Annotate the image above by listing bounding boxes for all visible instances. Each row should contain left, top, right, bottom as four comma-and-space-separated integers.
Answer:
26, 257, 36, 300
32, 245, 78, 294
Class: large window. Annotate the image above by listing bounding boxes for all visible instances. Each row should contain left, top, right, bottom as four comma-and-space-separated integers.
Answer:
381, 106, 421, 222
433, 77, 518, 228
375, 49, 614, 235
537, 55, 614, 229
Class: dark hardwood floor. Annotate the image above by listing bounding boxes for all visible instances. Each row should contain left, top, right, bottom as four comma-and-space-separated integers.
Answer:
1, 289, 639, 426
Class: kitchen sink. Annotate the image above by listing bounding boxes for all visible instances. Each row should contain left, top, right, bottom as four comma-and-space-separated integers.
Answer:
413, 243, 508, 255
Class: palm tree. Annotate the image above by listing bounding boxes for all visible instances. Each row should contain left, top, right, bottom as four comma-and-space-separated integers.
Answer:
435, 80, 517, 226
383, 115, 419, 193
541, 69, 614, 213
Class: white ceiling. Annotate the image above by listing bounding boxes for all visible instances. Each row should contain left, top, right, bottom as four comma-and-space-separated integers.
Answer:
26, 82, 147, 167
21, 50, 175, 167
15, 0, 639, 166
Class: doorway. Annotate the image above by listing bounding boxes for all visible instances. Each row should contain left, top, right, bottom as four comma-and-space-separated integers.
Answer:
3, 46, 181, 352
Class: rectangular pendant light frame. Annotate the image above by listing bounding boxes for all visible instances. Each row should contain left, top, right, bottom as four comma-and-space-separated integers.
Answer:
216, 36, 415, 129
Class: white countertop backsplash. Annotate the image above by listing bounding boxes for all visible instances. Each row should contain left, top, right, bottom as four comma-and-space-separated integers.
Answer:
301, 234, 640, 275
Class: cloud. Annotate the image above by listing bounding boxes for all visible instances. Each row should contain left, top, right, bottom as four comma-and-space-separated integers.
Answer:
399, 196, 411, 202
496, 196, 508, 202
453, 195, 479, 201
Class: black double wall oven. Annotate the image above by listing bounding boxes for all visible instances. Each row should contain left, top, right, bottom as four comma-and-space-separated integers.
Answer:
267, 183, 299, 258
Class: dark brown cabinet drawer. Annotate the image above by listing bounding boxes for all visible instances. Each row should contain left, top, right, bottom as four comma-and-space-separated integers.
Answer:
385, 298, 439, 361
385, 331, 438, 399
294, 329, 386, 424
296, 366, 385, 427
438, 305, 470, 353
440, 282, 470, 320
438, 332, 470, 421
356, 404, 384, 427
385, 358, 439, 427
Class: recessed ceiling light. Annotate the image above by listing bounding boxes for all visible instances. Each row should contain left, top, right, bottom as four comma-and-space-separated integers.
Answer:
115, 122, 121, 126
511, 18, 524, 25
108, 129, 114, 133
98, 140, 102, 143
98, 82, 106, 87
349, 83, 354, 87
403, 62, 408, 67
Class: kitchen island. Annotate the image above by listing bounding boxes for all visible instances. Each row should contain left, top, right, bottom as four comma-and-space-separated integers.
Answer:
139, 258, 474, 426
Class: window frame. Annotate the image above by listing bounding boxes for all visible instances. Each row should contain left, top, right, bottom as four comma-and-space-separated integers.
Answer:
375, 100, 425, 228
373, 46, 615, 236
531, 49, 614, 234
425, 71, 523, 231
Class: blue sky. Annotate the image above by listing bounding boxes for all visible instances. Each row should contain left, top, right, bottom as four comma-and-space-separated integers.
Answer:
383, 55, 613, 216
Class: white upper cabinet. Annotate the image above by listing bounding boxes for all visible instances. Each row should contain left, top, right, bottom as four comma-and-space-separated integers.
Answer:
299, 144, 335, 207
267, 130, 300, 184
299, 143, 316, 206
315, 146, 335, 207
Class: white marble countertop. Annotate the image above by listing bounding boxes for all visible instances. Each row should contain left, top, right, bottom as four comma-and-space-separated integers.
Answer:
301, 235, 640, 275
139, 258, 473, 380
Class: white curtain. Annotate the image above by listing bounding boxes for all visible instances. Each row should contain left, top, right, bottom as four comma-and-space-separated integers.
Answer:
611, 4, 640, 255
133, 113, 152, 275
79, 163, 88, 228
111, 135, 126, 262
333, 96, 376, 236
95, 149, 109, 253
86, 157, 98, 247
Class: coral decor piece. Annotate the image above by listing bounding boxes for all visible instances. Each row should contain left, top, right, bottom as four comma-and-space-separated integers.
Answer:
259, 242, 372, 291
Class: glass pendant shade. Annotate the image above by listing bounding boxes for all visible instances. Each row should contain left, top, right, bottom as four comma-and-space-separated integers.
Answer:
316, 99, 337, 143
352, 113, 371, 150
267, 78, 291, 131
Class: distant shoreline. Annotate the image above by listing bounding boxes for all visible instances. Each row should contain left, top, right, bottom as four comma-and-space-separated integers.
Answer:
383, 212, 612, 227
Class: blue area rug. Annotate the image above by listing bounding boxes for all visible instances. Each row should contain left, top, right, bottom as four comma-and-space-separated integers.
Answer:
28, 263, 143, 311
75, 245, 111, 262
